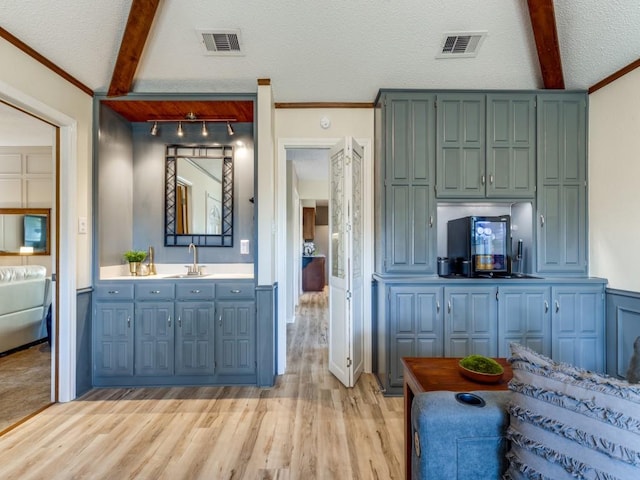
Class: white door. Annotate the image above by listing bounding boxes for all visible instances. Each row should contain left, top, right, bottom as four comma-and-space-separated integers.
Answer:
328, 137, 364, 387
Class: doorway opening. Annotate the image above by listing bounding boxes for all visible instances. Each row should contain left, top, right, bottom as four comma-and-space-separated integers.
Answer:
0, 100, 57, 433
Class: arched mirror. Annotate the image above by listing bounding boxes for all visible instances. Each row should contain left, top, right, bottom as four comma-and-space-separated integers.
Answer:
0, 208, 51, 256
165, 145, 233, 247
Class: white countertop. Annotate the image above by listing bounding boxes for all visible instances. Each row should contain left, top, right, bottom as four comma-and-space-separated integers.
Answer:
100, 263, 254, 280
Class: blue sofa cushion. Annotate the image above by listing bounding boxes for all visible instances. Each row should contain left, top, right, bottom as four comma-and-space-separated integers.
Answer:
505, 342, 640, 479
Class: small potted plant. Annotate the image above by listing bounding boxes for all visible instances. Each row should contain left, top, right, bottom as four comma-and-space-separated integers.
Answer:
123, 250, 147, 276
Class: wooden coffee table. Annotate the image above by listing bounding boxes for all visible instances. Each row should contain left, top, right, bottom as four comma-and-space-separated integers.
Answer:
401, 357, 513, 480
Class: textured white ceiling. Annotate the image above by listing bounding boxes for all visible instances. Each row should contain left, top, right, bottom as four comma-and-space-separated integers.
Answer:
2, 1, 639, 102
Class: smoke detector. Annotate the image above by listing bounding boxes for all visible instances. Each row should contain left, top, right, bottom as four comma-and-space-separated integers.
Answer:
197, 29, 244, 56
437, 31, 487, 59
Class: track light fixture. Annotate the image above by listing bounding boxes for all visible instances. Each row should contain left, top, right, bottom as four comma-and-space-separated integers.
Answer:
147, 112, 237, 138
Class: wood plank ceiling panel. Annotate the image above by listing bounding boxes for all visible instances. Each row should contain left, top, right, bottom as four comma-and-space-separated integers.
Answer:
101, 100, 255, 123
527, 0, 565, 89
108, 0, 161, 97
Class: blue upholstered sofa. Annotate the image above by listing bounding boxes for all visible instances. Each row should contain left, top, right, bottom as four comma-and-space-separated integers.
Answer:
410, 344, 640, 479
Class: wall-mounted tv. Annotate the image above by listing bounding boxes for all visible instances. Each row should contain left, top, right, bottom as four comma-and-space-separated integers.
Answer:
23, 214, 48, 251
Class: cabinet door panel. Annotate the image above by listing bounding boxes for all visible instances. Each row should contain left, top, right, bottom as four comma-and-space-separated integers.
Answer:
216, 301, 256, 375
487, 94, 535, 198
135, 302, 174, 376
445, 287, 497, 357
94, 302, 134, 377
552, 286, 604, 372
498, 287, 551, 357
390, 338, 415, 387
175, 302, 215, 375
436, 94, 485, 198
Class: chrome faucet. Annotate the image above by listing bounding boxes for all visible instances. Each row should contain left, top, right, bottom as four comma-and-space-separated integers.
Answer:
187, 243, 199, 275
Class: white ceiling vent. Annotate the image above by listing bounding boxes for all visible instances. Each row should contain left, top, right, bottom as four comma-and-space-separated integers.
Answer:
437, 31, 487, 59
197, 29, 244, 56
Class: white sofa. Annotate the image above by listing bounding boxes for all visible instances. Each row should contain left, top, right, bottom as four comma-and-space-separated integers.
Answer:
0, 265, 51, 354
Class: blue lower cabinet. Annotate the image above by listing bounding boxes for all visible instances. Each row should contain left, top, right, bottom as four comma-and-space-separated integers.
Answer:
552, 285, 605, 372
175, 302, 216, 375
94, 301, 134, 378
497, 286, 551, 357
134, 302, 175, 376
216, 300, 256, 375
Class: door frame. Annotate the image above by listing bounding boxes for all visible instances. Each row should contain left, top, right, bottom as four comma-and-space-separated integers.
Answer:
0, 80, 77, 402
276, 137, 373, 375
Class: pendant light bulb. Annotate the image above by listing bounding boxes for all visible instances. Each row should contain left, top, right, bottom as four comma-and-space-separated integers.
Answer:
226, 121, 235, 136
177, 121, 184, 137
150, 122, 158, 136
201, 121, 208, 137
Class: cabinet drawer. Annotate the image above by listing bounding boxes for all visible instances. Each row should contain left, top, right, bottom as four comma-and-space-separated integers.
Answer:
135, 283, 175, 300
176, 283, 215, 300
216, 282, 255, 299
94, 284, 134, 300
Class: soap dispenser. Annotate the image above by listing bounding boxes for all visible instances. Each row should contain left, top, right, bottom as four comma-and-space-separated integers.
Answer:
148, 246, 156, 275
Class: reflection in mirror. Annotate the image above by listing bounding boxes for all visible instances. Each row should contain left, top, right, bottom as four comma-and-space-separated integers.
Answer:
165, 145, 233, 247
0, 208, 51, 255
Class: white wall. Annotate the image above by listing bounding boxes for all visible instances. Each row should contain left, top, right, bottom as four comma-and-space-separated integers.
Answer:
589, 68, 640, 292
0, 37, 93, 402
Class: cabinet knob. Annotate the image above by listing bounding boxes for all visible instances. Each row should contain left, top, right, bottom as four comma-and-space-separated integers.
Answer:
447, 300, 452, 314
540, 215, 545, 227
168, 316, 171, 327
489, 174, 494, 184
219, 314, 222, 326
429, 216, 434, 228
555, 301, 560, 313
127, 316, 131, 328
191, 289, 201, 294
150, 290, 161, 294
230, 289, 241, 294
108, 290, 119, 294
544, 301, 549, 313
481, 174, 486, 185
178, 316, 182, 328
436, 301, 440, 313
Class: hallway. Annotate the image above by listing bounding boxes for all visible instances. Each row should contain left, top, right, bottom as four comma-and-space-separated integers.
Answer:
0, 290, 403, 479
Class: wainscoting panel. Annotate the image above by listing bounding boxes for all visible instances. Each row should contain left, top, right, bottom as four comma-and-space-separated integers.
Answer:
76, 288, 93, 396
606, 288, 640, 378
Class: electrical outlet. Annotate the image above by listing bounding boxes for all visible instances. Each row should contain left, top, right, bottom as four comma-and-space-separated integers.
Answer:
240, 239, 250, 255
78, 216, 88, 234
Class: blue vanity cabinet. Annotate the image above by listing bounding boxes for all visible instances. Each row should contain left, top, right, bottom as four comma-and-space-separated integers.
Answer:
174, 283, 216, 375
93, 284, 135, 378
551, 284, 605, 372
215, 282, 256, 376
536, 93, 588, 276
435, 93, 486, 198
387, 285, 444, 389
444, 285, 498, 357
377, 91, 437, 274
486, 94, 536, 198
134, 301, 175, 376
497, 285, 551, 357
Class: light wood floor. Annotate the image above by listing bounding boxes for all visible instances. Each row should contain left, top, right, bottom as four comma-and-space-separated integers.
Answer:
0, 290, 404, 479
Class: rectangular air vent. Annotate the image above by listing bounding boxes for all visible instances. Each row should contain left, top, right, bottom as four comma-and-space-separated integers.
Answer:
197, 29, 243, 56
437, 32, 487, 59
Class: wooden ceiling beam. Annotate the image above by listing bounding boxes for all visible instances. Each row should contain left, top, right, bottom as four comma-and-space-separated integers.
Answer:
107, 0, 161, 97
526, 0, 565, 89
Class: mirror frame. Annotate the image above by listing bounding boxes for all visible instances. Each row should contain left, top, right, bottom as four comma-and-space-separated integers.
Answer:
0, 208, 51, 256
164, 144, 234, 247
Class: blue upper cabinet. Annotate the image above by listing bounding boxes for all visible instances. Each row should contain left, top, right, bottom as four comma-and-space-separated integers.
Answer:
536, 93, 588, 276
378, 92, 437, 274
436, 93, 486, 198
436, 93, 536, 199
486, 94, 536, 198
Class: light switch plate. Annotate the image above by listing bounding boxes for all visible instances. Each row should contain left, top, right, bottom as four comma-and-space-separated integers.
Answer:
240, 239, 250, 254
78, 216, 88, 234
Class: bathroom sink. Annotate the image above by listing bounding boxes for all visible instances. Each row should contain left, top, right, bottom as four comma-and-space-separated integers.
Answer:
164, 273, 209, 279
